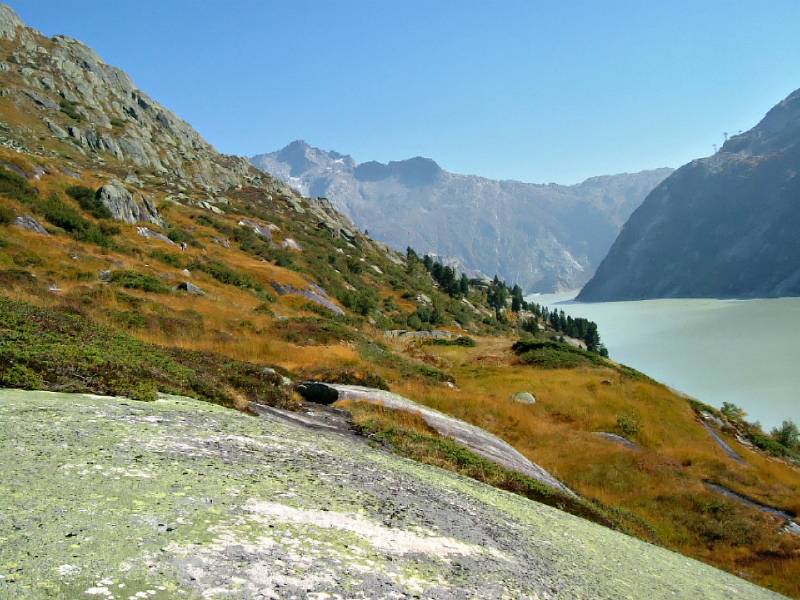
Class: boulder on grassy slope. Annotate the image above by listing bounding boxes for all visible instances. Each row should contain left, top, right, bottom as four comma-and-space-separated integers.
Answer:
97, 181, 163, 226
297, 382, 575, 497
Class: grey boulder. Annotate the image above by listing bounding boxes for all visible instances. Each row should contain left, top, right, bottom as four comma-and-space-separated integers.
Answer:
511, 392, 536, 405
96, 181, 163, 226
14, 215, 48, 235
175, 281, 205, 296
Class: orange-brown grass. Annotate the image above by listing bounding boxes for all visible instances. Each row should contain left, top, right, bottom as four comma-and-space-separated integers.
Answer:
382, 337, 800, 597
3, 176, 800, 594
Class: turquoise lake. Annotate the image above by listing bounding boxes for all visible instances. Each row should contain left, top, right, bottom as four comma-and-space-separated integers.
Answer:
532, 294, 800, 429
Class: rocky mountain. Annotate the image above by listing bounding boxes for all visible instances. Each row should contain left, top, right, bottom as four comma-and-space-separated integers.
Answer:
252, 141, 672, 292
579, 87, 800, 301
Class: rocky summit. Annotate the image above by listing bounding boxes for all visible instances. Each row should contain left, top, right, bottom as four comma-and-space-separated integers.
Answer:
252, 140, 671, 292
579, 87, 800, 301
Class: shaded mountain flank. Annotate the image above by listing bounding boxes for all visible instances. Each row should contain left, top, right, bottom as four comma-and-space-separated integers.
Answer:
579, 87, 800, 301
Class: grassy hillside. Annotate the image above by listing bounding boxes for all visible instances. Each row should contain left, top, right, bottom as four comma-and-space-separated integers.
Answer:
1, 150, 798, 595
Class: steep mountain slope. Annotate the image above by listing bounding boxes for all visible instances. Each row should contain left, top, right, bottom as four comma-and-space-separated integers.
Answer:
252, 141, 672, 292
0, 5, 799, 597
579, 87, 800, 301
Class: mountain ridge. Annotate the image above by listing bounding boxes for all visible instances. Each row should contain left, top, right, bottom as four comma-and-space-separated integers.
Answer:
252, 140, 672, 292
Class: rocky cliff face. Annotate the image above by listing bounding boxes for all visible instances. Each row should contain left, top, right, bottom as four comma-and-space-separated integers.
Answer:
252, 141, 671, 292
578, 88, 800, 301
0, 5, 359, 245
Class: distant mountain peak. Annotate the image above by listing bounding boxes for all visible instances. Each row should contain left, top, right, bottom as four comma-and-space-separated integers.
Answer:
251, 142, 671, 292
354, 156, 442, 186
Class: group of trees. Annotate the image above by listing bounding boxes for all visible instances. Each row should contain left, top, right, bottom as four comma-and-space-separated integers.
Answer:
524, 302, 606, 355
405, 246, 606, 355
407, 248, 470, 298
720, 402, 799, 456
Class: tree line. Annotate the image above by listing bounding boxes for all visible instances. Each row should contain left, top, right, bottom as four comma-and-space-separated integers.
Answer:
406, 248, 606, 355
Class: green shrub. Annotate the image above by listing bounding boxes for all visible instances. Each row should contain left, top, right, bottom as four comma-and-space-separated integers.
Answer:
109, 117, 126, 128
59, 99, 83, 121
0, 167, 38, 203
149, 249, 184, 268
616, 414, 641, 437
0, 204, 14, 225
274, 317, 359, 346
770, 420, 799, 449
189, 260, 262, 292
66, 185, 112, 219
0, 296, 297, 409
340, 287, 379, 316
109, 270, 170, 293
166, 226, 196, 245
512, 339, 605, 369
0, 363, 44, 389
127, 381, 158, 402
721, 402, 747, 422
26, 193, 114, 247
427, 335, 476, 347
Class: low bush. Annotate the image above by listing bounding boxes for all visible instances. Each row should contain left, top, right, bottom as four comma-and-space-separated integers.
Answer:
189, 260, 263, 292
274, 317, 359, 346
28, 193, 113, 247
66, 185, 112, 219
149, 249, 185, 268
0, 167, 38, 203
0, 204, 14, 225
166, 226, 196, 246
426, 335, 476, 347
340, 287, 379, 316
0, 296, 297, 409
512, 339, 604, 369
109, 270, 170, 293
616, 414, 641, 437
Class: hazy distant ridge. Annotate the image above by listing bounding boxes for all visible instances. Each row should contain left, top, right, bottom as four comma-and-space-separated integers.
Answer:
252, 141, 671, 292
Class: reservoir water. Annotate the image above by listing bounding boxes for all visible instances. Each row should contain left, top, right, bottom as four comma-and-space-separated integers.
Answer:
531, 293, 800, 429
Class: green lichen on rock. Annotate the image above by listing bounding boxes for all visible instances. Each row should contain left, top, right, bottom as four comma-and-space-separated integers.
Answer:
0, 389, 785, 599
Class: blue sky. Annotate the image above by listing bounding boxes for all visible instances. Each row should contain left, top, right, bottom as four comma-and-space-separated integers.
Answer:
9, 0, 800, 183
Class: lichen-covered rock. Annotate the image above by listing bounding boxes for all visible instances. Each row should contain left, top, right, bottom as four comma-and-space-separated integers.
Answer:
175, 281, 204, 295
299, 383, 574, 497
97, 181, 162, 226
238, 218, 274, 240
0, 390, 781, 600
511, 391, 536, 405
136, 226, 174, 245
271, 281, 344, 315
14, 214, 48, 234
281, 237, 301, 251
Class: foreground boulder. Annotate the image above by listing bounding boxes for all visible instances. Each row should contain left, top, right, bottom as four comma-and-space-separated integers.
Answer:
0, 389, 780, 599
298, 383, 574, 497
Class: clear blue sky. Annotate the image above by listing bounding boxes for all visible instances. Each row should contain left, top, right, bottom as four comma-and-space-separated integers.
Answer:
9, 0, 800, 183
